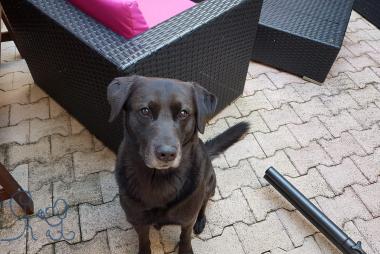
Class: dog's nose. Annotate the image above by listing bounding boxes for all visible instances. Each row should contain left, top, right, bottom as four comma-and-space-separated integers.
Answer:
155, 145, 177, 162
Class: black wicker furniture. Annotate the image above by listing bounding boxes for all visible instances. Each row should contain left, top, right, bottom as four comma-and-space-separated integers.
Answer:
354, 0, 380, 29
252, 0, 354, 83
1, 0, 263, 152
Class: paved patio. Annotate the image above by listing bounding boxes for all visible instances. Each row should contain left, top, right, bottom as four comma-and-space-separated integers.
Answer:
1, 10, 380, 254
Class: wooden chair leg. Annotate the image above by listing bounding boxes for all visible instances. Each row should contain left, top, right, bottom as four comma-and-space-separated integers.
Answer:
0, 163, 34, 215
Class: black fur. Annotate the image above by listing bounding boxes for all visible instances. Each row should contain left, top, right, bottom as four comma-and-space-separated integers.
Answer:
108, 76, 248, 254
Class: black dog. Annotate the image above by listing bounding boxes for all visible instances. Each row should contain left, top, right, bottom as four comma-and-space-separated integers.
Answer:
108, 75, 248, 254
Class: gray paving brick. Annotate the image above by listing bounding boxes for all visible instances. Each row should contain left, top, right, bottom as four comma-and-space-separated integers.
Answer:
353, 182, 380, 217
287, 117, 332, 147
347, 55, 378, 70
30, 115, 70, 142
349, 18, 376, 32
349, 85, 380, 107
291, 97, 332, 122
367, 40, 380, 53
243, 74, 276, 96
337, 45, 354, 58
266, 72, 305, 89
291, 82, 331, 101
70, 117, 85, 135
224, 133, 265, 166
272, 237, 322, 254
316, 188, 372, 227
351, 148, 380, 183
320, 92, 361, 115
346, 41, 377, 56
249, 150, 299, 186
208, 103, 241, 124
348, 68, 380, 88
325, 73, 359, 94
199, 118, 229, 142
319, 132, 367, 163
350, 124, 380, 153
49, 99, 66, 118
0, 105, 9, 127
0, 220, 27, 254
7, 137, 50, 167
79, 198, 132, 241
30, 84, 48, 103
206, 190, 254, 236
10, 98, 49, 125
235, 91, 273, 116
319, 111, 362, 137
343, 221, 376, 254
314, 233, 341, 254
264, 86, 304, 109
51, 130, 93, 158
0, 121, 29, 146
355, 218, 380, 253
255, 126, 300, 157
215, 160, 260, 198
73, 148, 116, 179
349, 103, 380, 128
285, 142, 334, 174
248, 61, 279, 78
0, 85, 29, 107
368, 52, 380, 64
226, 111, 270, 134
259, 104, 302, 131
346, 30, 376, 43
242, 186, 293, 221
317, 158, 368, 194
330, 58, 356, 77
234, 213, 293, 254
99, 171, 119, 203
55, 231, 110, 254
29, 155, 73, 191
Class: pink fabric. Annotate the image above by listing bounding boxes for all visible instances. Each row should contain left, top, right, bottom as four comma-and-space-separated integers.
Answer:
69, 0, 149, 39
137, 0, 196, 28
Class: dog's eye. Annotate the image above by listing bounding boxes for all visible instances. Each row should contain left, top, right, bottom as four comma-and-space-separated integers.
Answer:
140, 107, 151, 117
178, 110, 189, 120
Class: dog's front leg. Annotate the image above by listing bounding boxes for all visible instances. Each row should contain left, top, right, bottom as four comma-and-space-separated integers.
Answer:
179, 222, 195, 254
134, 225, 151, 254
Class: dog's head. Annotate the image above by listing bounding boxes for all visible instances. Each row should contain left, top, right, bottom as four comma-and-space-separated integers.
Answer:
107, 75, 217, 170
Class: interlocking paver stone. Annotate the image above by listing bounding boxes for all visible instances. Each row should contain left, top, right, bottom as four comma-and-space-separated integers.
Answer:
243, 74, 276, 96
353, 182, 380, 217
285, 142, 333, 174
107, 228, 164, 254
319, 111, 362, 137
264, 86, 304, 109
70, 117, 85, 134
325, 73, 359, 94
259, 104, 302, 131
0, 220, 27, 254
287, 117, 332, 147
0, 85, 29, 107
319, 132, 367, 163
235, 91, 273, 116
0, 105, 9, 127
272, 237, 322, 254
314, 233, 341, 254
79, 198, 131, 241
74, 148, 116, 179
276, 210, 317, 247
329, 58, 356, 76
346, 41, 376, 56
223, 133, 265, 166
49, 99, 66, 118
286, 168, 334, 199
0, 121, 29, 145
242, 186, 293, 221
199, 118, 229, 142
208, 103, 241, 124
27, 208, 81, 254
368, 52, 380, 64
351, 150, 380, 184
7, 137, 50, 167
367, 40, 380, 53
355, 218, 380, 253
30, 115, 70, 142
55, 231, 111, 254
234, 213, 293, 254
316, 188, 372, 227
291, 82, 331, 101
347, 55, 378, 70
249, 150, 299, 186
350, 125, 380, 153
346, 30, 376, 43
29, 155, 73, 191
320, 92, 361, 115
53, 174, 102, 208
254, 126, 300, 157
291, 97, 332, 121
226, 111, 270, 134
349, 103, 380, 128
215, 160, 260, 198
349, 85, 380, 107
248, 61, 279, 78
206, 190, 254, 236
349, 18, 375, 32
317, 158, 368, 194
99, 171, 119, 202
10, 98, 49, 125
343, 221, 376, 254
266, 72, 305, 88
30, 84, 47, 102
338, 45, 355, 58
51, 130, 93, 158
348, 68, 380, 87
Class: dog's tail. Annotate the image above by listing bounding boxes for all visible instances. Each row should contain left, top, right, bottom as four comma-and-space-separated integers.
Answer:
205, 122, 249, 157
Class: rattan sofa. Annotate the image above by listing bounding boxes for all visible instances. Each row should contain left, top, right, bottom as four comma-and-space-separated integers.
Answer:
252, 0, 354, 83
1, 0, 263, 152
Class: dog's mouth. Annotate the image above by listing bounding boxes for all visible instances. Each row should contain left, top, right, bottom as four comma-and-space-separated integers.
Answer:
143, 146, 182, 170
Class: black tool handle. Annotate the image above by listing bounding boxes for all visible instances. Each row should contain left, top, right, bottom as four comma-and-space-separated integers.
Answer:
264, 167, 366, 254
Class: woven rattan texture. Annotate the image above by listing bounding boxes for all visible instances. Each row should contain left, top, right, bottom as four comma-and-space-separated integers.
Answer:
2, 0, 262, 152
354, 0, 380, 29
252, 0, 354, 82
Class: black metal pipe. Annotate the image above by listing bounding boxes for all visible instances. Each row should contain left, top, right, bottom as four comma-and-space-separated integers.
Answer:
264, 167, 366, 254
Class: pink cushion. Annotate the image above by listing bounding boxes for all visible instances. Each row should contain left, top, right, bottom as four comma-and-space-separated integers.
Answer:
69, 0, 149, 39
137, 0, 196, 28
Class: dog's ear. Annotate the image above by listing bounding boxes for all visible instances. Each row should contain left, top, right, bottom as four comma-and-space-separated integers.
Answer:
107, 75, 137, 122
192, 82, 218, 134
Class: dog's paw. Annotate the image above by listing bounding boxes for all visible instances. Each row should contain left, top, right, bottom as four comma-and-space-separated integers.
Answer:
193, 215, 206, 235
138, 248, 151, 254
